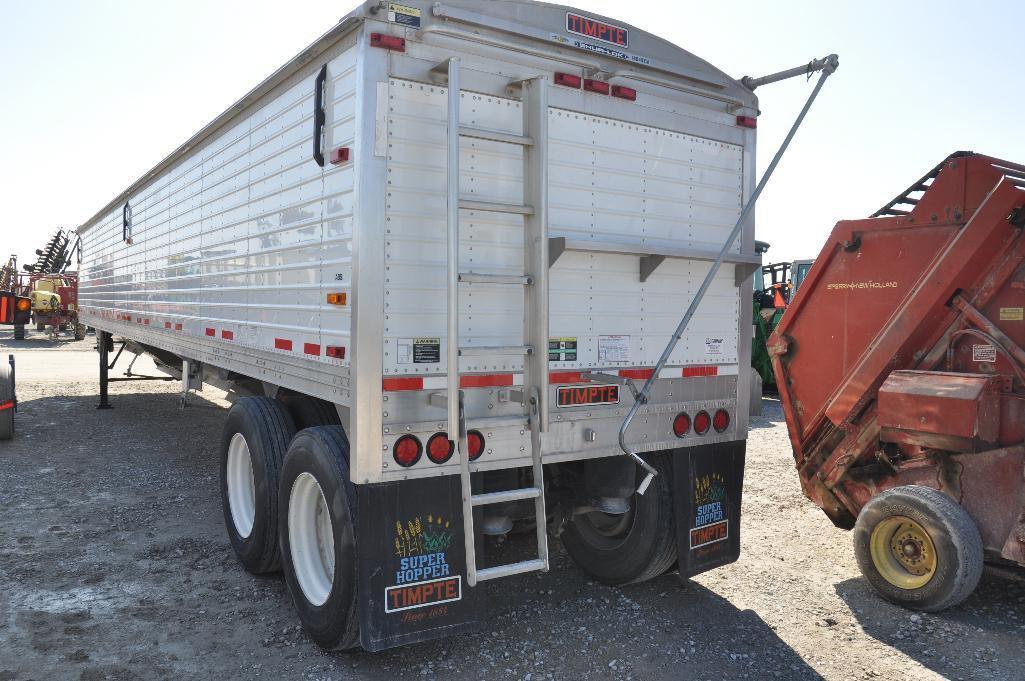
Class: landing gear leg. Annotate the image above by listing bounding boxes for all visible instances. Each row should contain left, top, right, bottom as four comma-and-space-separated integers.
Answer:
97, 331, 112, 410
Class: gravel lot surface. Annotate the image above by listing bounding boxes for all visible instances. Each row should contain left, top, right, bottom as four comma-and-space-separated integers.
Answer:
1, 331, 1023, 680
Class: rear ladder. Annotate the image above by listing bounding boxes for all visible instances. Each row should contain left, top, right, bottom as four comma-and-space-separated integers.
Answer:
442, 58, 550, 587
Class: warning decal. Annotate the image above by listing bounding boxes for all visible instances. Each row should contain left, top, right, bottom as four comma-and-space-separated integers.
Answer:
973, 344, 997, 362
387, 2, 421, 28
1000, 307, 1024, 321
398, 338, 441, 364
549, 337, 578, 362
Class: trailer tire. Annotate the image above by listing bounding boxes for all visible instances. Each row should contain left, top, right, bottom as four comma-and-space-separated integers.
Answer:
0, 359, 13, 440
13, 325, 25, 341
561, 452, 677, 585
220, 396, 296, 574
853, 485, 983, 612
279, 426, 360, 651
280, 394, 343, 431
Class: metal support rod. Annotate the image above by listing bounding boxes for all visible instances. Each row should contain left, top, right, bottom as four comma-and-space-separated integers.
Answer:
97, 331, 112, 410
742, 54, 838, 91
618, 55, 839, 494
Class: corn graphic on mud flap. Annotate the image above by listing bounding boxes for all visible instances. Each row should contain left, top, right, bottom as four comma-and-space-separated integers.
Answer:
674, 442, 746, 577
357, 476, 479, 651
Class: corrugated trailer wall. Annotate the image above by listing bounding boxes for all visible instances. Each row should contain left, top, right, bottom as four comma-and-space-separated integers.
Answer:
79, 37, 359, 393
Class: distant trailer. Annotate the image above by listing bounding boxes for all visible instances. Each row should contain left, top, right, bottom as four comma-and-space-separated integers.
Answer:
77, 0, 771, 651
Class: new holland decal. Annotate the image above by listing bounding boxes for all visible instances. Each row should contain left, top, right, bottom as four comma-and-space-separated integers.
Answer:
690, 473, 729, 550
385, 515, 462, 614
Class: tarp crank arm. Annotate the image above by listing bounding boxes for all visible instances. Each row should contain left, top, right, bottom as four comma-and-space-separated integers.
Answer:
618, 54, 840, 495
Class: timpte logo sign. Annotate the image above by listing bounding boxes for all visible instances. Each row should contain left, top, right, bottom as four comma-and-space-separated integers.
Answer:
690, 473, 729, 550
565, 12, 629, 48
386, 515, 462, 614
556, 384, 620, 408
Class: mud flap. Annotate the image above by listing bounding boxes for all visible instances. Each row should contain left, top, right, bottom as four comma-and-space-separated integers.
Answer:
674, 441, 746, 578
357, 476, 479, 651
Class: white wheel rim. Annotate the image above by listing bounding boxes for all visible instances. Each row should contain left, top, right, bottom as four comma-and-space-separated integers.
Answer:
226, 432, 257, 539
289, 472, 335, 606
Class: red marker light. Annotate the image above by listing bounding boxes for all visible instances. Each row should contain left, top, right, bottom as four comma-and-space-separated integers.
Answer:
467, 430, 486, 461
554, 72, 582, 89
713, 409, 730, 433
673, 412, 691, 438
427, 433, 455, 464
611, 85, 637, 101
694, 411, 711, 435
393, 435, 422, 467
370, 33, 406, 52
583, 79, 610, 95
736, 115, 757, 129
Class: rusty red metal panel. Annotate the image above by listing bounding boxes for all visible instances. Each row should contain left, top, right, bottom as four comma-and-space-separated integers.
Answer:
877, 371, 1002, 451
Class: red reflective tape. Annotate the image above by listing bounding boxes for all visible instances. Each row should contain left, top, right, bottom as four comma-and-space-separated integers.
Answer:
383, 377, 424, 392
164, 322, 171, 329
0, 400, 13, 411
683, 366, 718, 377
460, 374, 513, 389
274, 338, 293, 351
619, 368, 654, 380
304, 343, 321, 356
143, 319, 150, 325
549, 371, 584, 384
175, 323, 183, 331
222, 330, 234, 340
205, 328, 215, 336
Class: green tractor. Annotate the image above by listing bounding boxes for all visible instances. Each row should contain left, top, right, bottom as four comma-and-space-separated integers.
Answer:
751, 243, 813, 392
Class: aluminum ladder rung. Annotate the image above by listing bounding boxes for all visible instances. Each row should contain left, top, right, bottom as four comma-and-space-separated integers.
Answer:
471, 488, 540, 507
459, 198, 534, 215
476, 558, 548, 582
458, 272, 533, 285
459, 345, 533, 357
460, 125, 533, 147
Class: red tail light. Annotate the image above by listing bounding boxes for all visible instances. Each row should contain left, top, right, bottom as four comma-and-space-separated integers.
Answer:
611, 85, 636, 101
736, 115, 757, 129
467, 430, 485, 461
583, 79, 610, 95
672, 412, 691, 438
393, 435, 422, 467
427, 432, 455, 464
370, 33, 406, 52
694, 410, 711, 435
713, 409, 730, 433
554, 72, 582, 88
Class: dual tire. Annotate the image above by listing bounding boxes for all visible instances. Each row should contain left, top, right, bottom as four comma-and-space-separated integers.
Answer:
0, 359, 13, 440
220, 396, 358, 650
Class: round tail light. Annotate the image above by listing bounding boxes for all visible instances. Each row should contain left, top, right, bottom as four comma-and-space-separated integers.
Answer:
426, 432, 454, 464
467, 430, 485, 461
16, 298, 30, 311
392, 434, 422, 467
713, 409, 730, 433
694, 410, 711, 435
672, 412, 691, 438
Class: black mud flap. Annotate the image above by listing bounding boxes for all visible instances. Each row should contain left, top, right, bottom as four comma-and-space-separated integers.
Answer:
673, 441, 746, 578
357, 475, 479, 652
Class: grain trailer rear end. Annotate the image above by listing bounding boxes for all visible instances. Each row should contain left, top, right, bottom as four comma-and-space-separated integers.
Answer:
77, 0, 830, 651
771, 152, 1025, 611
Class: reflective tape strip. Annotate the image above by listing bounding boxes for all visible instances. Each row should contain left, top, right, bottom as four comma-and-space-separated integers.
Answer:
0, 401, 13, 411
0, 295, 8, 323
274, 338, 292, 351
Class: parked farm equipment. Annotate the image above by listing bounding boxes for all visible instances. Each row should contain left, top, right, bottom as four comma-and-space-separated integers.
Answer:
7, 230, 84, 340
771, 151, 1025, 611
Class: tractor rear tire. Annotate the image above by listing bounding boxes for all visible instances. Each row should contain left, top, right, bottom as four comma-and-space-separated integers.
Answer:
220, 396, 296, 574
561, 452, 678, 585
279, 394, 343, 432
0, 359, 13, 440
36, 323, 45, 332
74, 324, 86, 341
13, 326, 25, 341
279, 426, 360, 651
853, 485, 983, 612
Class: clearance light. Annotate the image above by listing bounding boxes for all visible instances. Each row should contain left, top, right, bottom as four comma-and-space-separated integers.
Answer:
427, 433, 455, 464
370, 33, 406, 52
325, 345, 345, 359
713, 409, 731, 433
393, 435, 422, 467
329, 147, 350, 165
583, 79, 610, 95
736, 115, 757, 129
16, 298, 30, 312
554, 72, 582, 89
694, 410, 711, 435
672, 412, 691, 438
467, 430, 486, 461
326, 292, 347, 306
611, 85, 636, 101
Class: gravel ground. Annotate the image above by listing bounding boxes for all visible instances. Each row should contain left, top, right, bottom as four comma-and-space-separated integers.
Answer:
1, 332, 1023, 681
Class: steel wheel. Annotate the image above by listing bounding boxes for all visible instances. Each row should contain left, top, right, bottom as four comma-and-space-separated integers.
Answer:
226, 432, 257, 539
288, 472, 336, 607
869, 515, 937, 589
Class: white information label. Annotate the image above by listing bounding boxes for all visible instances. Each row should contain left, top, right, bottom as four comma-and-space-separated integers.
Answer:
598, 335, 630, 362
705, 337, 724, 356
397, 338, 413, 364
972, 344, 997, 362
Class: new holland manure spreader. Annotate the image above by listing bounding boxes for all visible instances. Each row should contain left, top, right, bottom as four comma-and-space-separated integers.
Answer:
74, 0, 836, 651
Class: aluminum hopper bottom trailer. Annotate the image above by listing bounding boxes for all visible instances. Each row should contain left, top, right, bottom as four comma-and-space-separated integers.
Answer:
76, 0, 833, 651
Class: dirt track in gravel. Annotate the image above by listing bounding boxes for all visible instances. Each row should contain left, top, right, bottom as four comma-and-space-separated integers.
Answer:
1, 332, 1023, 680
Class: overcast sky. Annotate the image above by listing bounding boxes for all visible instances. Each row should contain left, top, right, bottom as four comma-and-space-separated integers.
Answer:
2, 0, 1022, 269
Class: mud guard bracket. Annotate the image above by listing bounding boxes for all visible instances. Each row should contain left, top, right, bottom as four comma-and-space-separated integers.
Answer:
674, 442, 746, 578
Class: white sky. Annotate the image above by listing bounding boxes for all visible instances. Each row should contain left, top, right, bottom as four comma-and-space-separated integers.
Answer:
2, 0, 1022, 268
